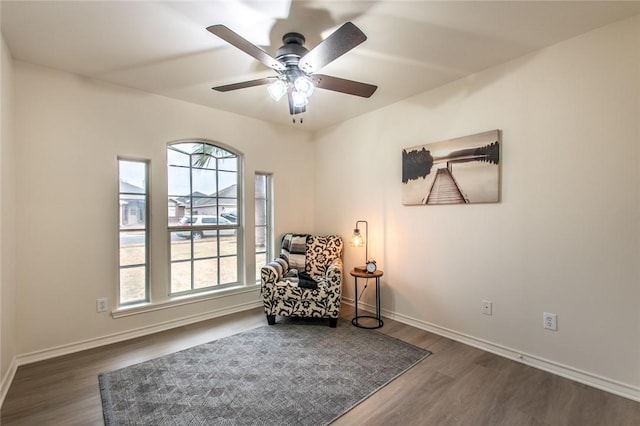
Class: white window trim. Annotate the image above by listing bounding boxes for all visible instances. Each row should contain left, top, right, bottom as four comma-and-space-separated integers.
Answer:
166, 139, 245, 295
111, 283, 260, 318
117, 157, 150, 307
255, 172, 273, 282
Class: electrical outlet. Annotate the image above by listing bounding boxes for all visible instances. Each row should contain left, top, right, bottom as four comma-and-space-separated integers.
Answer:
543, 312, 557, 331
481, 300, 492, 316
96, 298, 108, 313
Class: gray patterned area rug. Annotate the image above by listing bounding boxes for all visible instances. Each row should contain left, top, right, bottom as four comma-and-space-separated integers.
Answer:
99, 319, 431, 425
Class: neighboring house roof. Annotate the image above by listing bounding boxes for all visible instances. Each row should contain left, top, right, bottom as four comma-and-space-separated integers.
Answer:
216, 184, 237, 199
173, 191, 207, 205
175, 184, 238, 208
124, 182, 236, 210
120, 180, 145, 194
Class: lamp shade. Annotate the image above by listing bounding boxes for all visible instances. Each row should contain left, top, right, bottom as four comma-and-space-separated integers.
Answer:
294, 75, 315, 98
351, 220, 369, 266
351, 229, 364, 247
267, 79, 287, 101
291, 90, 309, 107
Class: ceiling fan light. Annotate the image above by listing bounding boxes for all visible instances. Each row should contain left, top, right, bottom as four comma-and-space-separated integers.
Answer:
291, 90, 309, 107
294, 76, 315, 98
267, 79, 287, 101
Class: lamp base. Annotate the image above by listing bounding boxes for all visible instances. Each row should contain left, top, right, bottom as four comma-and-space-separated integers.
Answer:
354, 265, 367, 273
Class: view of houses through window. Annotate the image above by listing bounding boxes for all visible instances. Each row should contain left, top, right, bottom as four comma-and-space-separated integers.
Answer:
255, 173, 272, 281
117, 142, 250, 307
167, 141, 240, 295
118, 159, 149, 305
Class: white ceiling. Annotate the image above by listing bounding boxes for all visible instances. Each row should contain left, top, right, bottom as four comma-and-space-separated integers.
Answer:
2, 1, 640, 131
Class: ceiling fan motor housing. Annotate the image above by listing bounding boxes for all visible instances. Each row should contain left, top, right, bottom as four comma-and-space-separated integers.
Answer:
276, 32, 309, 68
282, 32, 305, 46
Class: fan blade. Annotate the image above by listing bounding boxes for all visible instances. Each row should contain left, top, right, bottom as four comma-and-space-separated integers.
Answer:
207, 25, 286, 72
298, 22, 367, 73
311, 74, 377, 98
212, 77, 277, 92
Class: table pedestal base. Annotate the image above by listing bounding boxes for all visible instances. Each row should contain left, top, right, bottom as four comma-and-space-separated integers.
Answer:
352, 315, 384, 329
350, 269, 384, 330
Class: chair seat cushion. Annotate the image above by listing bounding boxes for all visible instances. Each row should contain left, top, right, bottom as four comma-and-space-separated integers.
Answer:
281, 269, 317, 289
273, 280, 328, 300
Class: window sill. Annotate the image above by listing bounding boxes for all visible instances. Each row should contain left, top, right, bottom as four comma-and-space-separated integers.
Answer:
112, 283, 261, 319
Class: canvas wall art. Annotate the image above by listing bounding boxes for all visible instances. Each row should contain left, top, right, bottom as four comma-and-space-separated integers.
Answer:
402, 130, 500, 205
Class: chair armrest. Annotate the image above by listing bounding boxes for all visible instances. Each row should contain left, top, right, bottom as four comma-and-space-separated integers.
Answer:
324, 258, 343, 291
261, 257, 289, 289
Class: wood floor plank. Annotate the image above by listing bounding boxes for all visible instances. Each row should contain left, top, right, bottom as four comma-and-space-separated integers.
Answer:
2, 306, 639, 425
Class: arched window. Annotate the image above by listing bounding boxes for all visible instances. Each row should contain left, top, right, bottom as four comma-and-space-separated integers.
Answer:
167, 141, 241, 294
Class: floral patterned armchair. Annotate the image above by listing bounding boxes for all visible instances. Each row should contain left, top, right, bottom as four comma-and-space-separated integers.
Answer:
260, 233, 343, 327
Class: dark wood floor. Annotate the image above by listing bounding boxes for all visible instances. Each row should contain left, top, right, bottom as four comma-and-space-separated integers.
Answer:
2, 306, 639, 425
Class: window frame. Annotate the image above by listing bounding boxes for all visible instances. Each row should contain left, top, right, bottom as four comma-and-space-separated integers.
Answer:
166, 140, 243, 296
117, 157, 150, 307
255, 172, 273, 282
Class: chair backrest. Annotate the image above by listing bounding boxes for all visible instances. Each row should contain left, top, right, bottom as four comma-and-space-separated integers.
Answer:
306, 235, 343, 276
280, 233, 308, 271
279, 233, 343, 276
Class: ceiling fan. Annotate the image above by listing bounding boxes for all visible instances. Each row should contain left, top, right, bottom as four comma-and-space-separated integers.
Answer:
207, 22, 377, 116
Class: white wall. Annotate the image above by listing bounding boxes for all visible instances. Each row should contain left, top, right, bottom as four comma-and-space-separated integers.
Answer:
1, 33, 17, 402
314, 16, 640, 397
4, 11, 639, 404
11, 61, 314, 357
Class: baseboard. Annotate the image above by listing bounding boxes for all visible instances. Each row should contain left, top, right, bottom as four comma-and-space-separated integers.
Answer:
343, 300, 640, 402
6, 298, 639, 405
0, 357, 19, 409
1, 298, 262, 409
16, 299, 262, 367
390, 309, 640, 402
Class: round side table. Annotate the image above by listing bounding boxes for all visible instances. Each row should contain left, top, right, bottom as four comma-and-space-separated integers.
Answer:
350, 269, 384, 329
